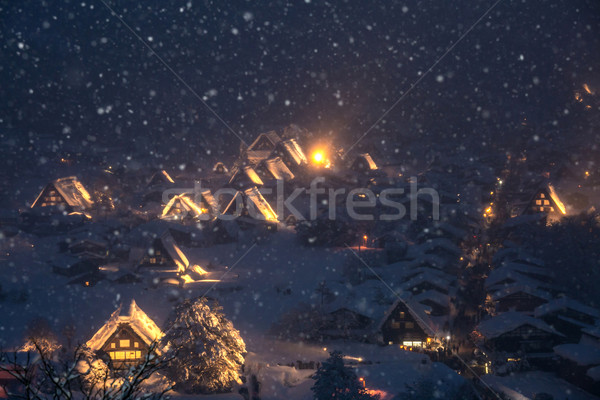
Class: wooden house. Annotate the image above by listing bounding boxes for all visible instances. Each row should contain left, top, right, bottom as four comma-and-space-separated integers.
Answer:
350, 153, 378, 173
379, 298, 438, 347
161, 191, 219, 222
475, 312, 564, 354
514, 183, 567, 222
245, 131, 282, 165
222, 187, 278, 223
86, 300, 163, 369
228, 166, 264, 190
490, 284, 552, 314
147, 170, 175, 187
535, 298, 600, 343
31, 176, 94, 212
554, 343, 600, 396
273, 139, 308, 172
256, 157, 295, 183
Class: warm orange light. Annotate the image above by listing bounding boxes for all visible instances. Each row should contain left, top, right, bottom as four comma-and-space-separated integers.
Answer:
363, 235, 368, 240
312, 151, 325, 164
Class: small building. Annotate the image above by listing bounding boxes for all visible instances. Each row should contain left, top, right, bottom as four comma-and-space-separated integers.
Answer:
490, 284, 552, 314
147, 170, 175, 187
256, 157, 295, 183
228, 166, 264, 190
86, 300, 164, 368
515, 183, 567, 222
31, 176, 94, 212
273, 139, 308, 171
379, 298, 439, 347
475, 312, 564, 354
554, 343, 600, 396
212, 162, 229, 174
222, 187, 278, 223
161, 191, 219, 222
246, 131, 282, 165
350, 153, 378, 173
535, 298, 600, 342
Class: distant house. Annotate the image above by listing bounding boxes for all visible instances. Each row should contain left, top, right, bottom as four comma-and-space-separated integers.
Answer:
256, 157, 295, 183
535, 298, 600, 342
401, 271, 452, 295
161, 191, 219, 222
212, 162, 229, 174
350, 153, 378, 173
321, 307, 374, 341
515, 183, 567, 222
51, 255, 99, 277
223, 187, 278, 223
228, 166, 264, 190
490, 284, 552, 314
379, 299, 439, 347
273, 139, 308, 171
413, 290, 451, 317
31, 176, 94, 212
86, 300, 164, 368
246, 131, 282, 165
554, 343, 600, 396
475, 312, 564, 354
68, 239, 109, 260
147, 170, 175, 187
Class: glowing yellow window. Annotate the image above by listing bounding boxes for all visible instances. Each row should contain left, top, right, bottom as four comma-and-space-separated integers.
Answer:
126, 351, 137, 359
110, 343, 116, 349
134, 342, 139, 348
535, 200, 542, 205
540, 207, 544, 211
115, 351, 125, 360
540, 193, 545, 198
543, 200, 550, 205
109, 352, 114, 359
136, 351, 141, 358
120, 339, 130, 348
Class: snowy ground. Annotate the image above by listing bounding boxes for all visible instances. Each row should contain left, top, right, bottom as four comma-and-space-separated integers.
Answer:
0, 228, 470, 398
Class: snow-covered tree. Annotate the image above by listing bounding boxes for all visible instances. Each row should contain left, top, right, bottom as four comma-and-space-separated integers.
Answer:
311, 351, 377, 400
161, 297, 246, 394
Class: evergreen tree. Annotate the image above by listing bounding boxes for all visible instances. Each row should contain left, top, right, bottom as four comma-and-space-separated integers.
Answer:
311, 351, 378, 400
161, 297, 246, 394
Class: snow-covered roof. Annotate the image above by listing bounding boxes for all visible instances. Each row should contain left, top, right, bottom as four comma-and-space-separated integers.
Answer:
490, 284, 553, 302
247, 131, 281, 152
415, 238, 461, 256
32, 176, 94, 210
352, 153, 378, 170
278, 139, 307, 166
147, 170, 175, 186
485, 266, 552, 291
492, 248, 545, 267
244, 187, 278, 221
587, 365, 600, 381
554, 343, 600, 366
401, 271, 453, 292
477, 312, 561, 339
535, 297, 600, 320
229, 166, 264, 187
379, 297, 442, 338
258, 157, 295, 181
161, 193, 204, 220
86, 300, 164, 351
413, 289, 451, 309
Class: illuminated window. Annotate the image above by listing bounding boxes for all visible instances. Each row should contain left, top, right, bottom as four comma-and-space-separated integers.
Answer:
110, 343, 116, 349
391, 321, 401, 329
126, 351, 137, 359
550, 207, 554, 212
399, 312, 405, 319
543, 200, 550, 205
134, 342, 139, 348
535, 200, 542, 205
120, 339, 130, 348
114, 351, 125, 360
405, 322, 414, 329
540, 193, 545, 198
540, 207, 544, 212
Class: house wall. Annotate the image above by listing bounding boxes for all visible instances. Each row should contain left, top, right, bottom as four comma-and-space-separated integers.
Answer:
381, 303, 430, 346
486, 325, 560, 353
101, 325, 149, 369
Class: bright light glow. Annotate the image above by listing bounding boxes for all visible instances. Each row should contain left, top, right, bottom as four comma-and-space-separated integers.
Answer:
312, 151, 325, 164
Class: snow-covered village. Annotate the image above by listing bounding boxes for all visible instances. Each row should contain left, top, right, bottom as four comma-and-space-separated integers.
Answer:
1, 1, 600, 400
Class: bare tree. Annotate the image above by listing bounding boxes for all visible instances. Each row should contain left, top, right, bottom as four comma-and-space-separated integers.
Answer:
0, 339, 172, 400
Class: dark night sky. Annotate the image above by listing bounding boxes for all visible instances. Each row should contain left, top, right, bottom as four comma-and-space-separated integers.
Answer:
1, 0, 599, 166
